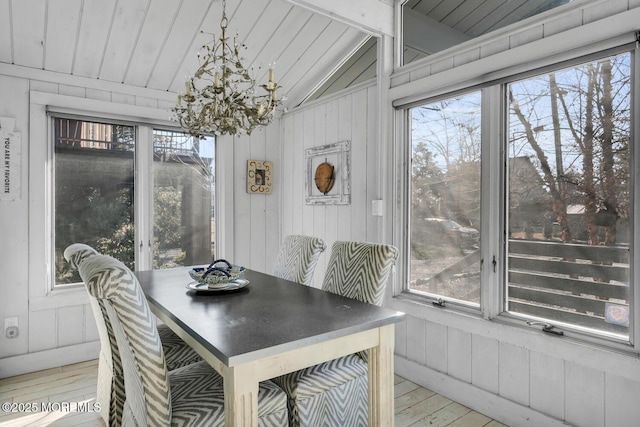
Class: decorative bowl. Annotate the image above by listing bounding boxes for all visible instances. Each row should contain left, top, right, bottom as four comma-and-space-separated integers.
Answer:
189, 259, 245, 287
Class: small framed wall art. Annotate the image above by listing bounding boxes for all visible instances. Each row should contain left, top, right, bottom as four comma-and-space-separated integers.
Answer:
247, 160, 273, 194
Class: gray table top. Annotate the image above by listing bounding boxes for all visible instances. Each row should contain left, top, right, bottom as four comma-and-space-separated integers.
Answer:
136, 266, 405, 367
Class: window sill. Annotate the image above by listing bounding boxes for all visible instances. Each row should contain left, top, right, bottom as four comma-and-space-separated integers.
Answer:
390, 291, 482, 320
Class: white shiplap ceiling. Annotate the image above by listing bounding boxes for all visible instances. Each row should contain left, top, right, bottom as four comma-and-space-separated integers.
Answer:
0, 0, 369, 108
0, 0, 575, 108
309, 0, 574, 101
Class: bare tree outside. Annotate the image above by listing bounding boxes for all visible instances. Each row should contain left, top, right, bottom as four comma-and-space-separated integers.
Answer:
507, 52, 631, 337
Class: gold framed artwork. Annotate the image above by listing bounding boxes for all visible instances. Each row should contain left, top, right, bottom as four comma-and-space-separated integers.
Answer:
246, 160, 273, 194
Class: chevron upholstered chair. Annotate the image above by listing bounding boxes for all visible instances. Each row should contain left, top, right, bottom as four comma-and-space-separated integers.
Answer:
78, 253, 289, 426
273, 240, 399, 427
272, 235, 326, 287
64, 244, 202, 426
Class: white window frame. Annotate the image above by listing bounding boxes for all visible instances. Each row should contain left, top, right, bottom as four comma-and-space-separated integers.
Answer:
393, 42, 639, 353
28, 92, 218, 309
402, 87, 486, 314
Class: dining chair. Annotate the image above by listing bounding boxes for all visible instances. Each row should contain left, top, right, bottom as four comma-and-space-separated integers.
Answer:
64, 243, 202, 426
272, 235, 326, 287
78, 253, 289, 426
272, 240, 399, 427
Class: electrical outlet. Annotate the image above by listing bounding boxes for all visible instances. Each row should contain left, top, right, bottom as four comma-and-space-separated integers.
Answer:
5, 317, 19, 339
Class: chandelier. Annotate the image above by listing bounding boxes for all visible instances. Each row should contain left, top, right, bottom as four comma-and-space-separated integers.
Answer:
172, 0, 283, 137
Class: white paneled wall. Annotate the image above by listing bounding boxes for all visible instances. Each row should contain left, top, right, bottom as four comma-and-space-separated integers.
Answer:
0, 70, 180, 376
278, 82, 379, 288
223, 125, 281, 274
0, 75, 29, 362
394, 310, 640, 427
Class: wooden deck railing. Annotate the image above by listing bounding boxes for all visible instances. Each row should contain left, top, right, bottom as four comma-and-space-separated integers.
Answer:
508, 239, 630, 334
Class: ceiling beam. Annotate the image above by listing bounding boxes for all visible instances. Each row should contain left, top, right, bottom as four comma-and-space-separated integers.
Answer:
284, 0, 394, 36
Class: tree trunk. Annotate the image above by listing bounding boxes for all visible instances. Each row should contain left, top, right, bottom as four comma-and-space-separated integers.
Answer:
599, 59, 618, 246
509, 89, 571, 242
549, 74, 571, 242
583, 64, 599, 245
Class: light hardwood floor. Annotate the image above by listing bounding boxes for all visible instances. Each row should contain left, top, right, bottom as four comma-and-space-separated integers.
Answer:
0, 360, 506, 426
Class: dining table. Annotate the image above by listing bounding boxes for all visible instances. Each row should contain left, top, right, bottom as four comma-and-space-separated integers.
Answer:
135, 265, 405, 427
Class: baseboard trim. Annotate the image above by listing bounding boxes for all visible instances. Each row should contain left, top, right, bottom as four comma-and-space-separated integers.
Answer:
0, 341, 100, 379
394, 356, 568, 427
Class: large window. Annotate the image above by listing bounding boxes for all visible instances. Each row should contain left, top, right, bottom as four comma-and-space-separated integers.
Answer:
53, 117, 215, 286
403, 47, 635, 344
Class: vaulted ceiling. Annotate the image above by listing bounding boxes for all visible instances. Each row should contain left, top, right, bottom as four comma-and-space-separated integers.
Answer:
0, 0, 573, 109
0, 0, 370, 109
310, 0, 573, 101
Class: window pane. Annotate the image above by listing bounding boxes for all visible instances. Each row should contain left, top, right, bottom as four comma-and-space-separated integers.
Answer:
507, 53, 631, 338
54, 118, 135, 285
153, 130, 215, 269
409, 92, 482, 305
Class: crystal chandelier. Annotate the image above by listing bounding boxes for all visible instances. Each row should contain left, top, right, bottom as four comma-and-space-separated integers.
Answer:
172, 0, 283, 137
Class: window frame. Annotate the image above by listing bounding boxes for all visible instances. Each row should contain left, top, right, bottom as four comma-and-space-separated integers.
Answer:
404, 88, 485, 312
28, 92, 218, 305
50, 113, 139, 288
149, 127, 216, 269
49, 115, 217, 288
394, 42, 639, 352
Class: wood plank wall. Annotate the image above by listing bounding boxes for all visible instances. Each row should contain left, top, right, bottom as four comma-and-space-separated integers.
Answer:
0, 74, 32, 364
221, 124, 281, 274
277, 82, 379, 288
0, 73, 114, 377
0, 72, 179, 376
